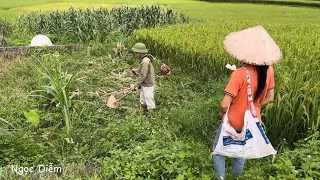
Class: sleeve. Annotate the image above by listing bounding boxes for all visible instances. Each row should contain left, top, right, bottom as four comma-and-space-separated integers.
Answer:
134, 58, 149, 87
224, 69, 244, 98
267, 66, 275, 90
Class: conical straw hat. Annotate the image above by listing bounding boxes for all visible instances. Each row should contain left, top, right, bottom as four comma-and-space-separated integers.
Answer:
223, 25, 282, 65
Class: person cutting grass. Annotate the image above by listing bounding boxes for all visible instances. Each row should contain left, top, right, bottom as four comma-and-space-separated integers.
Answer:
130, 42, 156, 115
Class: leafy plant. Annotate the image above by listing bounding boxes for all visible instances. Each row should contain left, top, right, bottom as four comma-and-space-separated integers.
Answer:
36, 55, 76, 143
0, 130, 59, 167
23, 110, 40, 127
242, 131, 320, 179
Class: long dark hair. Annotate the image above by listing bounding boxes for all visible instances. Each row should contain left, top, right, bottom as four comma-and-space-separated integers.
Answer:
254, 65, 269, 102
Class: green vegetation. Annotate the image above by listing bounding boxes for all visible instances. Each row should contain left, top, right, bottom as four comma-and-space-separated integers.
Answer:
0, 0, 198, 10
15, 6, 188, 43
0, 48, 219, 179
0, 0, 199, 20
1, 0, 320, 21
243, 131, 320, 179
36, 57, 76, 142
1, 0, 320, 179
0, 20, 12, 36
199, 0, 320, 8
172, 3, 320, 24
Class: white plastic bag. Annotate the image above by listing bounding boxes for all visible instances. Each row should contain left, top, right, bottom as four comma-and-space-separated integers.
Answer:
213, 109, 277, 159
213, 66, 277, 159
221, 105, 247, 141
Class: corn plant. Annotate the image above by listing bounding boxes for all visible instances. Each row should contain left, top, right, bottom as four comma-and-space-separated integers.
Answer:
36, 56, 75, 143
0, 19, 13, 37
15, 6, 188, 43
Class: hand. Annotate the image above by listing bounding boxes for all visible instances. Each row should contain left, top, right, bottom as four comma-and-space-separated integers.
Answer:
220, 111, 226, 118
131, 68, 138, 72
130, 84, 136, 91
113, 101, 118, 107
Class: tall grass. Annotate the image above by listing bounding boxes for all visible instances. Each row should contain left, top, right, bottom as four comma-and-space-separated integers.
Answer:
132, 23, 241, 76
0, 117, 15, 135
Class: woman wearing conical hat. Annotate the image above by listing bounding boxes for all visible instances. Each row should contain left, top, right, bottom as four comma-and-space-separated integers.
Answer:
212, 26, 282, 179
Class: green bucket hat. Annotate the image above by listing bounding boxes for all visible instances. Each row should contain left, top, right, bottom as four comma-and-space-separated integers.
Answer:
132, 42, 148, 53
